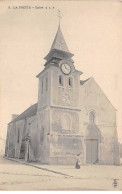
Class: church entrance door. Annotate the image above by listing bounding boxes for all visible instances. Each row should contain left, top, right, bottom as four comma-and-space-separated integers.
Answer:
86, 139, 98, 164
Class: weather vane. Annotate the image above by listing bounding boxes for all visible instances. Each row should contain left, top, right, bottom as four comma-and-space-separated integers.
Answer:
57, 10, 62, 26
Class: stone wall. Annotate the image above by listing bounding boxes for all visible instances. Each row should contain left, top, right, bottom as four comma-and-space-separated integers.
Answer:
51, 66, 80, 109
80, 77, 120, 165
49, 135, 83, 165
36, 109, 50, 163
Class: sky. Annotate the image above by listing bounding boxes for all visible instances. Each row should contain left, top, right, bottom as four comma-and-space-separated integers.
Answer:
0, 0, 122, 142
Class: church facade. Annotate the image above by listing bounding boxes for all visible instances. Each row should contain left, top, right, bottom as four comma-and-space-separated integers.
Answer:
5, 25, 120, 165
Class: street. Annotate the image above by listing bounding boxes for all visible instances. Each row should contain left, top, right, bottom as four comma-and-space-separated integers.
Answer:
0, 155, 122, 190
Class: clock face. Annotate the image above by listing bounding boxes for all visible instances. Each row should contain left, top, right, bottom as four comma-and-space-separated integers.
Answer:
62, 93, 71, 104
61, 63, 71, 75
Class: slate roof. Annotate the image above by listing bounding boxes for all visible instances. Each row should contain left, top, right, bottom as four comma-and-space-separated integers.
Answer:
9, 103, 37, 124
50, 25, 69, 53
44, 25, 74, 63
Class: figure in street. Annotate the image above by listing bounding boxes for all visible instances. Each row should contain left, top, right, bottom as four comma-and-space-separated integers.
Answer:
75, 153, 81, 169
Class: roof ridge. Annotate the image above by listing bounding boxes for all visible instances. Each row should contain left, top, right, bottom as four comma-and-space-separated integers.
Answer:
8, 103, 37, 124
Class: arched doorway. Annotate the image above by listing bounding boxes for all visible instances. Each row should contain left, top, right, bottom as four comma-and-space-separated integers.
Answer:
86, 138, 98, 164
85, 124, 102, 164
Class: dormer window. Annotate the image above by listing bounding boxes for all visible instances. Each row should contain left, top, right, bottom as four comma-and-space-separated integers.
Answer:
69, 77, 73, 87
59, 75, 63, 86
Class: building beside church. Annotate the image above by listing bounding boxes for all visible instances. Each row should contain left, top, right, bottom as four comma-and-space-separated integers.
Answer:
5, 24, 120, 165
0, 137, 5, 155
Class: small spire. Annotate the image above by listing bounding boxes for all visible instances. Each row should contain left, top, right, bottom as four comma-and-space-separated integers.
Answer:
57, 10, 62, 27
44, 11, 74, 63
50, 25, 69, 52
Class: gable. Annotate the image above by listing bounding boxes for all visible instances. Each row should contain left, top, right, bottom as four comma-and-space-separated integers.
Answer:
79, 77, 116, 125
80, 77, 116, 111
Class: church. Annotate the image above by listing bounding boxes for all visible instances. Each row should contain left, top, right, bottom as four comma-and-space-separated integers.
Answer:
5, 23, 120, 165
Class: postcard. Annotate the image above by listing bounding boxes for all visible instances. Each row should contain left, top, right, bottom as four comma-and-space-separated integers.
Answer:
0, 0, 122, 191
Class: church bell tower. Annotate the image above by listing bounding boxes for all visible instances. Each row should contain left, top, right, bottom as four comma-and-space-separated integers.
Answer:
36, 22, 83, 164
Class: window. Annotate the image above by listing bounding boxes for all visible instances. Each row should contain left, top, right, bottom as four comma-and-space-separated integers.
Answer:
69, 77, 73, 87
17, 128, 20, 143
59, 75, 63, 86
89, 111, 95, 124
40, 127, 44, 143
46, 77, 48, 91
42, 81, 43, 94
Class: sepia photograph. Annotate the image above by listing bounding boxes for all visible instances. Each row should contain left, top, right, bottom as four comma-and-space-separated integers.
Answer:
0, 0, 122, 191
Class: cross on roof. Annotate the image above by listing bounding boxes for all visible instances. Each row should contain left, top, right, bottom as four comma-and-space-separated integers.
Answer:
57, 10, 62, 26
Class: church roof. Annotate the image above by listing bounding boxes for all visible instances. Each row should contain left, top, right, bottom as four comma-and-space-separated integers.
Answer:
80, 78, 90, 85
8, 103, 37, 124
44, 26, 74, 62
50, 25, 69, 53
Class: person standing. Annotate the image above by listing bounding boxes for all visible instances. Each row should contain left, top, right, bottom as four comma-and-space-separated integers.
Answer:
75, 153, 81, 169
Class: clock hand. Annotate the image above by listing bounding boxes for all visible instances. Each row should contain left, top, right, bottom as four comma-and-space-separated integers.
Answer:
64, 64, 67, 69
64, 64, 70, 70
66, 66, 70, 70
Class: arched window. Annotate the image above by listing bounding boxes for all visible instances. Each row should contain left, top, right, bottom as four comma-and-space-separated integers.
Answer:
69, 77, 73, 87
59, 75, 63, 86
61, 114, 71, 130
89, 111, 95, 124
